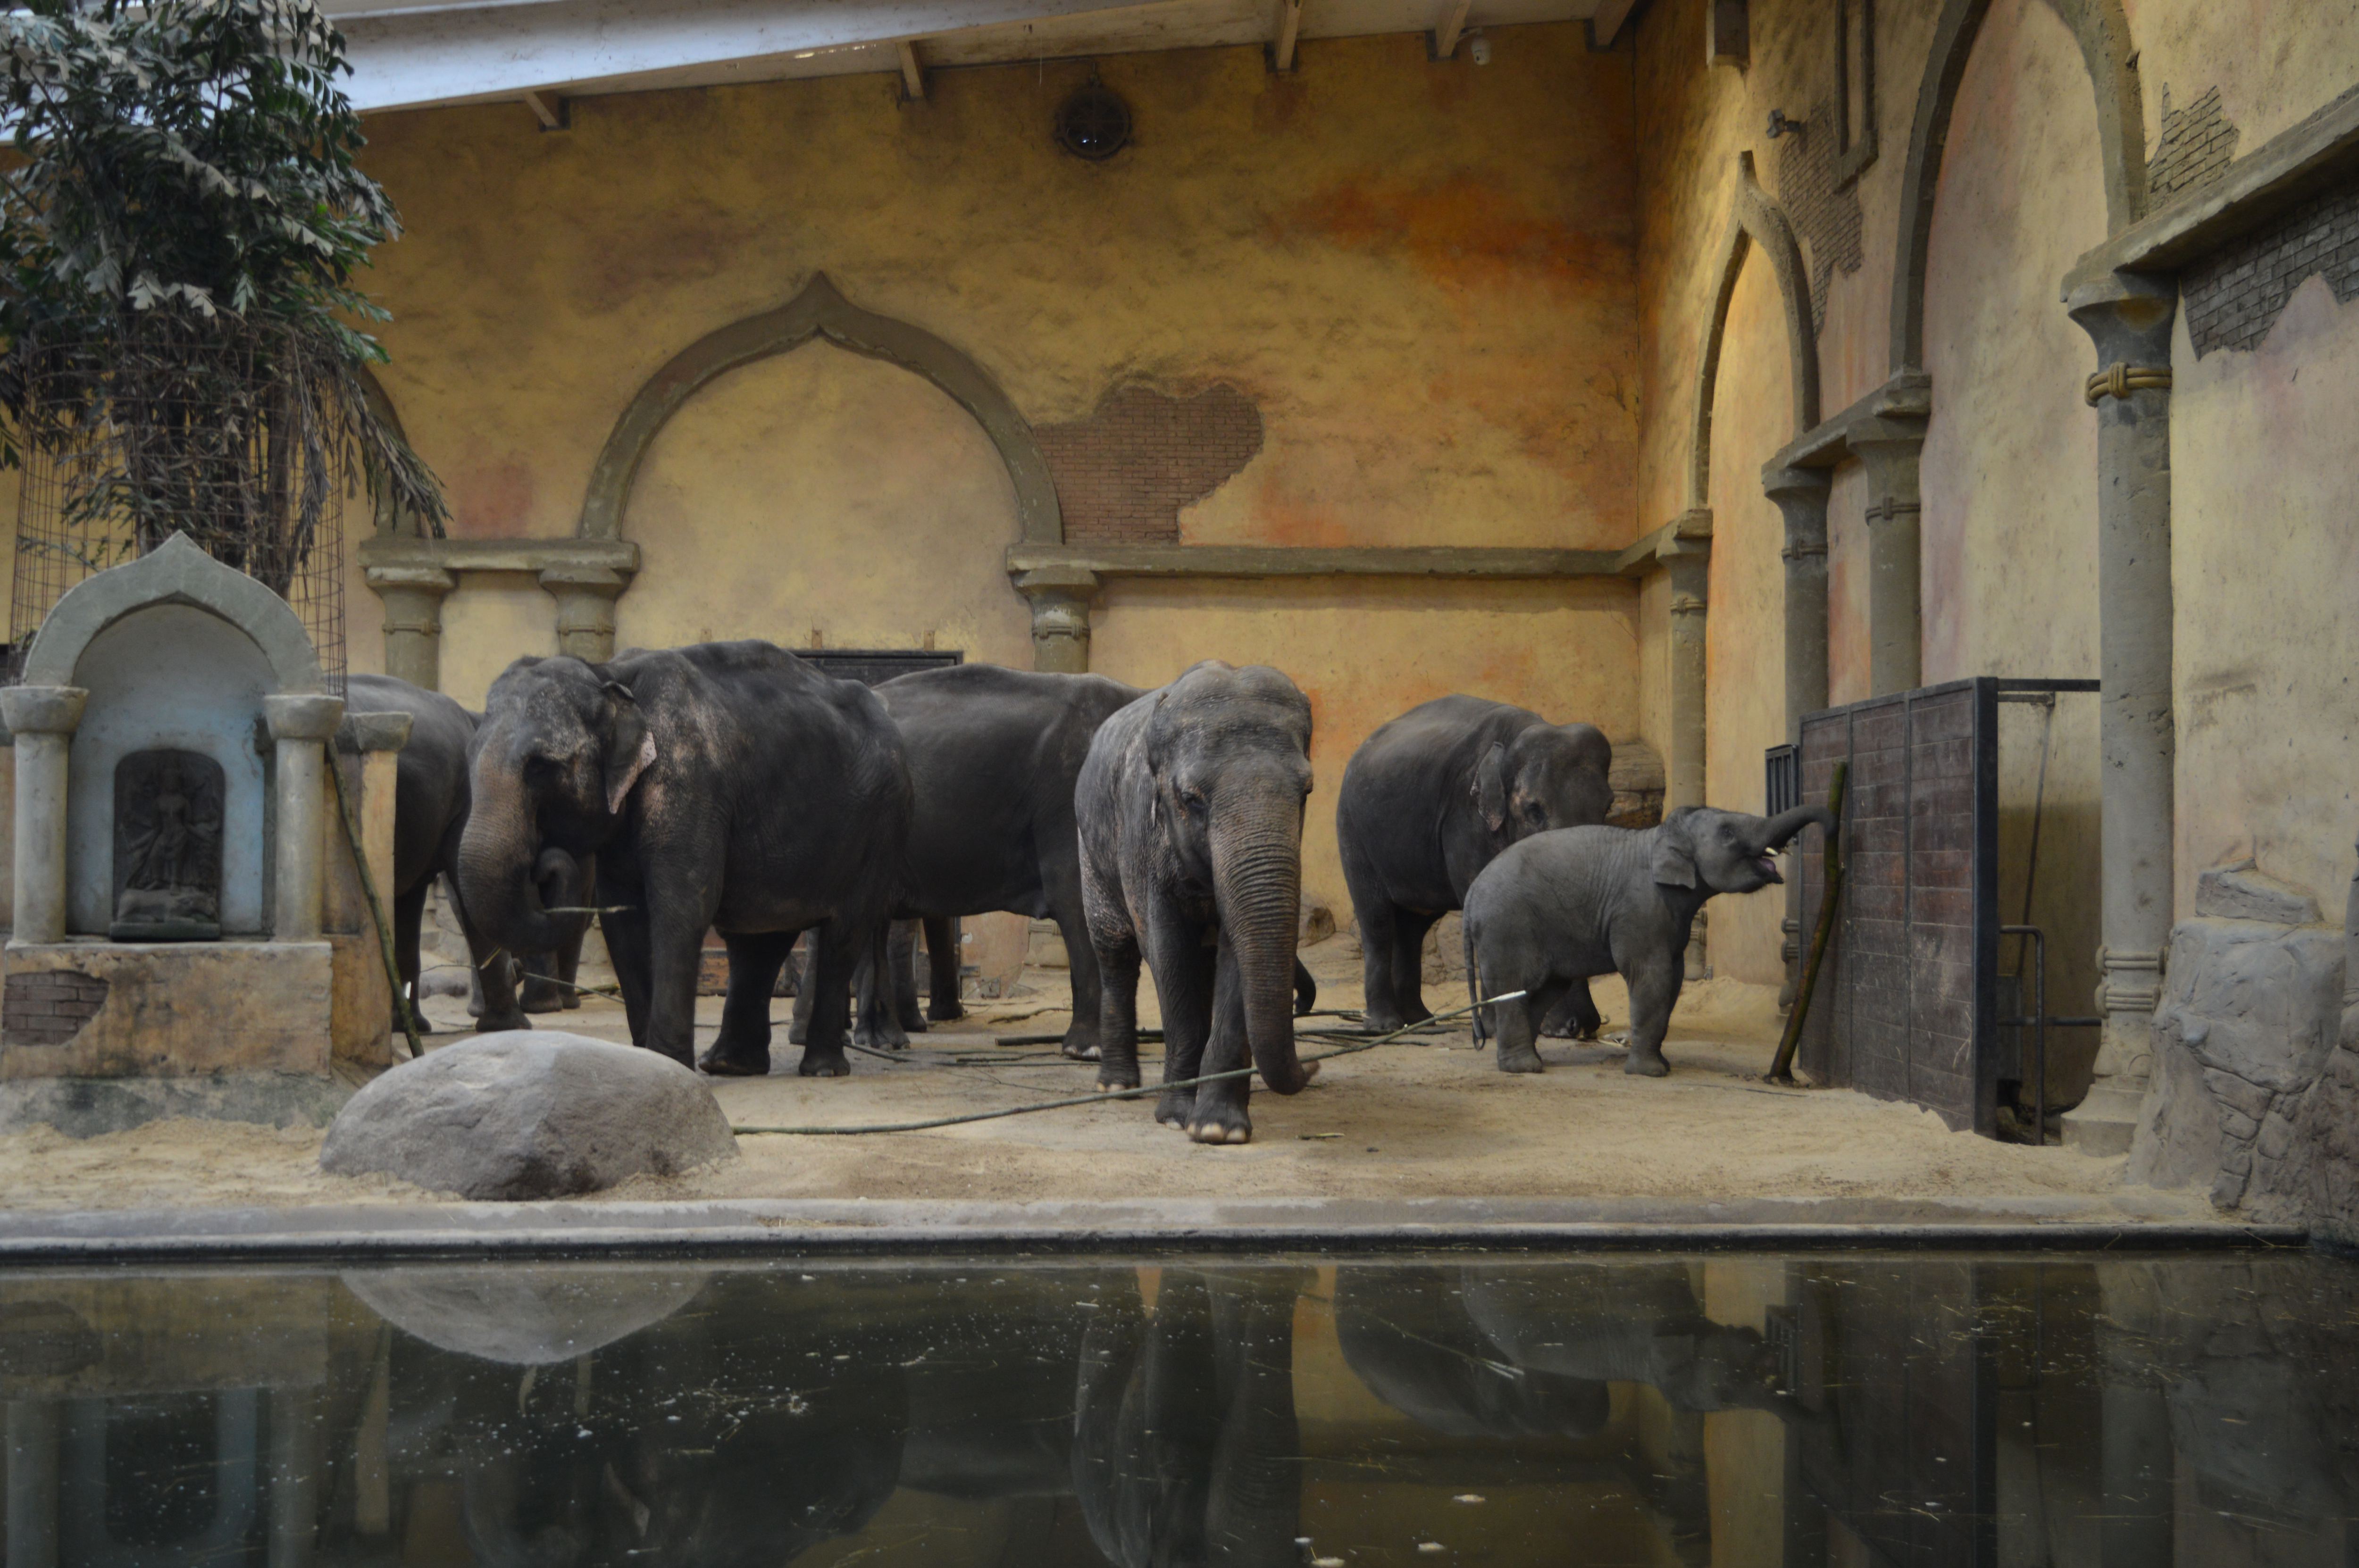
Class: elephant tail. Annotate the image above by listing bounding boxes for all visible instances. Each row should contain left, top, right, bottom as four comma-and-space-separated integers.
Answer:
1464, 921, 1488, 1045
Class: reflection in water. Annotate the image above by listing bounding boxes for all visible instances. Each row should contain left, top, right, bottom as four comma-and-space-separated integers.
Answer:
0, 1251, 2352, 1564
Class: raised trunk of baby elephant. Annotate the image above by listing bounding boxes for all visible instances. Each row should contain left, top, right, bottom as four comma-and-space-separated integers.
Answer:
1211, 803, 1310, 1094
456, 766, 561, 960
1762, 804, 1837, 849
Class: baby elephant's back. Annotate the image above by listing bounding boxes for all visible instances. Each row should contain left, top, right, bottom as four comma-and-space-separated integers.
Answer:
1464, 824, 1639, 948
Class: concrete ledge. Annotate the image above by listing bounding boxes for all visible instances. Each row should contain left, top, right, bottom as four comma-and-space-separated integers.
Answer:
1004, 543, 1627, 582
356, 536, 641, 577
0, 1195, 2305, 1264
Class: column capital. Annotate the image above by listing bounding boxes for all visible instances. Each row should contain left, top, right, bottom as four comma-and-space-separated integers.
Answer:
265, 693, 346, 742
0, 685, 87, 736
337, 710, 415, 755
536, 563, 628, 597
2066, 269, 2178, 362
361, 564, 455, 597
1014, 566, 1100, 675
540, 565, 631, 663
1760, 465, 1831, 505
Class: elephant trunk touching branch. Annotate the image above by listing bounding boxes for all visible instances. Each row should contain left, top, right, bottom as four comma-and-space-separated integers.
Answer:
1463, 803, 1834, 1077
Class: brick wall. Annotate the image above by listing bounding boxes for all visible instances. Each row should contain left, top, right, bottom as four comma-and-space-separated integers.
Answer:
1037, 384, 1264, 544
2, 970, 109, 1048
2184, 182, 2359, 356
1776, 103, 1866, 334
2147, 84, 2240, 204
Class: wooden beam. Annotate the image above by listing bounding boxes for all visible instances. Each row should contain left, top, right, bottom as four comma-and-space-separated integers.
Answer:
896, 39, 925, 100
1271, 0, 1302, 72
1433, 0, 1472, 58
1590, 0, 1639, 48
520, 88, 567, 130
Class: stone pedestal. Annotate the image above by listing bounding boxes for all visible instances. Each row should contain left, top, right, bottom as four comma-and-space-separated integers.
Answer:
540, 565, 627, 663
0, 688, 87, 947
1015, 565, 1099, 673
362, 565, 452, 691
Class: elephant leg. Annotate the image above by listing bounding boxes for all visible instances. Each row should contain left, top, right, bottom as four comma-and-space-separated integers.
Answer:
558, 857, 592, 1010
1498, 979, 1573, 1074
1622, 955, 1683, 1077
601, 902, 654, 1047
391, 881, 430, 1035
1186, 929, 1256, 1143
854, 923, 911, 1050
459, 895, 530, 1034
923, 917, 964, 1023
701, 930, 794, 1075
1353, 896, 1408, 1033
633, 872, 713, 1068
1390, 909, 1440, 1027
518, 956, 569, 1013
890, 920, 925, 1037
1146, 911, 1217, 1132
1539, 978, 1603, 1041
796, 917, 859, 1078
1091, 930, 1144, 1092
789, 932, 824, 1046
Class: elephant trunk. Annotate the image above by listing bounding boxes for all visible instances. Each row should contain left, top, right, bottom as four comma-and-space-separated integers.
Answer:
1211, 792, 1311, 1095
456, 750, 561, 959
1761, 804, 1836, 851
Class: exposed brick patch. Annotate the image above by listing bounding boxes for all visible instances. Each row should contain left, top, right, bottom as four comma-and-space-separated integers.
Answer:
3, 970, 109, 1048
1774, 103, 1865, 334
2147, 84, 2241, 204
2183, 182, 2359, 356
1036, 384, 1264, 545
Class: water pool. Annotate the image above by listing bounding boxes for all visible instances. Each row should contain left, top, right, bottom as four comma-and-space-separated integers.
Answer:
0, 1249, 2351, 1565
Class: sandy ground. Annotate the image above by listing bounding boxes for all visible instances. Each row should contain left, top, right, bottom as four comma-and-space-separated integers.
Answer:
0, 936, 2200, 1216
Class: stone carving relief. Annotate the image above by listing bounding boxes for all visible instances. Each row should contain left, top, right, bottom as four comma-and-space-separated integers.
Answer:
110, 749, 226, 940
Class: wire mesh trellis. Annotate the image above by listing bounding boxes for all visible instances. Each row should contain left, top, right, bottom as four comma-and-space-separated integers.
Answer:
7, 325, 351, 692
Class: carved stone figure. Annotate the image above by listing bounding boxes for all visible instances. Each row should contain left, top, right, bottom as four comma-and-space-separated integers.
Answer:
110, 749, 225, 940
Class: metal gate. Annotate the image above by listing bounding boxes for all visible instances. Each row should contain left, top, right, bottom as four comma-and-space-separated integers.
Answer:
1792, 678, 2094, 1135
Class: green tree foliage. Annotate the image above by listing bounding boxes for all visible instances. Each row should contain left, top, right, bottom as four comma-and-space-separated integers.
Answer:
0, 0, 443, 571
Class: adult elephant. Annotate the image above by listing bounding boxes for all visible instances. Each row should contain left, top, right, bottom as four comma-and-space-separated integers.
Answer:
792, 664, 1143, 1061
1332, 1265, 1611, 1440
458, 642, 911, 1075
1078, 661, 1315, 1144
1464, 803, 1832, 1076
346, 673, 586, 1034
1336, 695, 1616, 1034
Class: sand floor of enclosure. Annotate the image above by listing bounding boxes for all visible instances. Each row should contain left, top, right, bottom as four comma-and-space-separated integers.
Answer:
0, 938, 2202, 1216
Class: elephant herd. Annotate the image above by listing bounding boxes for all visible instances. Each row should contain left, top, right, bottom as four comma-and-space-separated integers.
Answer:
371, 638, 1831, 1144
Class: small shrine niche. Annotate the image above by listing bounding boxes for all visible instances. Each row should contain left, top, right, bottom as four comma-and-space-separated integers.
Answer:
110, 750, 227, 941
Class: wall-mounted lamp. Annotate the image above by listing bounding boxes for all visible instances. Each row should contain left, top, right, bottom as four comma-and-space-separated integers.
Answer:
1766, 108, 1806, 140
1468, 32, 1492, 65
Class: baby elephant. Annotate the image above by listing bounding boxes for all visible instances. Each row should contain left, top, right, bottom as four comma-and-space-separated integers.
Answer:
1462, 804, 1832, 1076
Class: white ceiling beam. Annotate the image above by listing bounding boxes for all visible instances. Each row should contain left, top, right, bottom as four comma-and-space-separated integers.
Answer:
520, 88, 567, 129
1589, 0, 1638, 47
1433, 0, 1472, 58
896, 38, 925, 98
335, 0, 1139, 115
1271, 0, 1303, 71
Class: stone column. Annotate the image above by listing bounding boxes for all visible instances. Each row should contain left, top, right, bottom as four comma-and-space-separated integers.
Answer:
268, 1387, 321, 1568
362, 566, 453, 691
1664, 525, 1710, 979
1851, 419, 1927, 696
1014, 565, 1100, 674
540, 566, 629, 663
2063, 272, 2178, 1154
6, 1400, 59, 1568
1766, 465, 1832, 1006
265, 694, 346, 942
0, 687, 87, 946
330, 711, 414, 1067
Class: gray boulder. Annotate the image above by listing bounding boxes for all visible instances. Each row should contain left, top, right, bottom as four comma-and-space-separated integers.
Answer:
320, 1032, 739, 1200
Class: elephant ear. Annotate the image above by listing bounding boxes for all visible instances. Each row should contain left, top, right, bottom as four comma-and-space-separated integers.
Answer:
1650, 811, 1699, 889
602, 684, 657, 816
1475, 743, 1510, 833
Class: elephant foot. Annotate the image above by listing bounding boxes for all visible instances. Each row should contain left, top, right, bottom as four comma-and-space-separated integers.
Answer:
927, 999, 965, 1023
854, 1020, 910, 1050
786, 1022, 809, 1046
1154, 1087, 1196, 1126
796, 1049, 852, 1079
1359, 1009, 1413, 1035
1623, 1044, 1671, 1077
1539, 1017, 1601, 1041
1497, 1042, 1545, 1074
519, 990, 568, 1015
699, 1043, 772, 1077
1096, 1066, 1143, 1093
474, 1010, 530, 1034
903, 1013, 928, 1035
1061, 1025, 1101, 1062
561, 992, 581, 1011
1186, 1099, 1253, 1144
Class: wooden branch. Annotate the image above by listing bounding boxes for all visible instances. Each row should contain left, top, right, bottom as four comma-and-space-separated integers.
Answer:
896, 39, 925, 100
1272, 0, 1302, 71
520, 89, 567, 130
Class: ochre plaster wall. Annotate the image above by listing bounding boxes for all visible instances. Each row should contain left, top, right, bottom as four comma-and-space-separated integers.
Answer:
1703, 254, 1797, 984
2173, 274, 2359, 918
2122, 0, 2359, 153
349, 24, 1640, 609
1089, 578, 1638, 917
1919, 0, 2108, 1089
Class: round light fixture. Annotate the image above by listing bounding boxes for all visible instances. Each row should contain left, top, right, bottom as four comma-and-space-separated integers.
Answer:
1055, 77, 1131, 161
